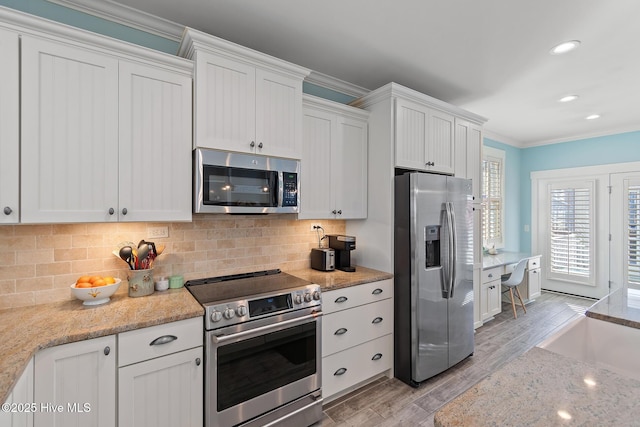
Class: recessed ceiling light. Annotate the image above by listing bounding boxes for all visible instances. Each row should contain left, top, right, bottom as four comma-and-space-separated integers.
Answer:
585, 114, 600, 120
558, 95, 579, 103
550, 40, 581, 55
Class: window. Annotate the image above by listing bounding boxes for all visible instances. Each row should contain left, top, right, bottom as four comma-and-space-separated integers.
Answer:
548, 181, 595, 285
627, 184, 640, 285
482, 147, 505, 248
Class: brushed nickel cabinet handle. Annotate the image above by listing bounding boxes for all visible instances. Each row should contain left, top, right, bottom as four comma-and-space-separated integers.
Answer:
334, 368, 347, 376
334, 328, 348, 335
335, 296, 348, 303
104, 346, 110, 356
150, 335, 177, 346
372, 317, 383, 324
372, 288, 383, 295
372, 353, 383, 361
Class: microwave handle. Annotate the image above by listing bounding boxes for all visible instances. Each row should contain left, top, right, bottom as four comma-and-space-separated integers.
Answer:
278, 171, 284, 208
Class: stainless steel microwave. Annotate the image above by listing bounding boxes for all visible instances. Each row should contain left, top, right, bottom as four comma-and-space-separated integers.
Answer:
194, 148, 300, 214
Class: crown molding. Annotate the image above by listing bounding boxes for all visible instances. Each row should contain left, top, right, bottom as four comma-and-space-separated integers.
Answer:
46, 0, 184, 41
305, 71, 370, 98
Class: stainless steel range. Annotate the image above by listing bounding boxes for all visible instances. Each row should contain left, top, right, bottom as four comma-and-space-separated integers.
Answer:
185, 269, 323, 427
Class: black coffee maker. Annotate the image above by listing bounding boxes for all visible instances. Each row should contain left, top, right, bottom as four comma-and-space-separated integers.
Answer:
328, 234, 356, 272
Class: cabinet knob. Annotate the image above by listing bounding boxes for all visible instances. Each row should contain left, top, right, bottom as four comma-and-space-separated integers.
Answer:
250, 141, 255, 148
332, 210, 337, 215
3, 206, 11, 215
426, 161, 435, 166
334, 327, 348, 335
104, 346, 110, 356
195, 358, 201, 366
334, 368, 347, 376
122, 208, 128, 215
108, 207, 115, 215
337, 210, 342, 215
258, 142, 263, 149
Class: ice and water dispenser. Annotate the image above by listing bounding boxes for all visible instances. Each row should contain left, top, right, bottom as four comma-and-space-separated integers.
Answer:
424, 225, 441, 269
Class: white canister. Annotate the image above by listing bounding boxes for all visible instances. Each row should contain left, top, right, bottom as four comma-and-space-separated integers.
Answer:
155, 277, 169, 291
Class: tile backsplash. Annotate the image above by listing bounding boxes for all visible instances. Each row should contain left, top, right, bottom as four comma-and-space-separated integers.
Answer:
0, 215, 345, 309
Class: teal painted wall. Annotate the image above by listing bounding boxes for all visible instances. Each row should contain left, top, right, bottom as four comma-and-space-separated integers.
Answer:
486, 130, 640, 252
0, 0, 180, 53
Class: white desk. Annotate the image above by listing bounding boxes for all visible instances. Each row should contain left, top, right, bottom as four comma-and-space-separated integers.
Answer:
478, 252, 542, 324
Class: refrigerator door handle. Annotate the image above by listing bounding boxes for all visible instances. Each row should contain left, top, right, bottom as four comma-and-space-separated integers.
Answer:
446, 202, 457, 298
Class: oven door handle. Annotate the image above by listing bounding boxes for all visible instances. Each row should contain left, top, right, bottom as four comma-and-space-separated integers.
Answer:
212, 312, 322, 345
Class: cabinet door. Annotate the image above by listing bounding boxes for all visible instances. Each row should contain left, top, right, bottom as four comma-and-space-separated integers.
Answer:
118, 61, 192, 222
528, 268, 541, 300
118, 347, 203, 427
0, 28, 19, 224
0, 358, 33, 427
34, 335, 116, 427
255, 68, 303, 159
193, 51, 255, 152
395, 98, 428, 171
300, 106, 335, 219
21, 36, 119, 223
427, 109, 455, 174
334, 116, 368, 219
481, 279, 501, 321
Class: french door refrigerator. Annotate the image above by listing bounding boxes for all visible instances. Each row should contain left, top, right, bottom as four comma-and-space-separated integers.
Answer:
394, 172, 475, 386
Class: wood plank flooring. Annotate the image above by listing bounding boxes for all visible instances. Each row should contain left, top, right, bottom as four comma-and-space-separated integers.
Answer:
319, 291, 594, 426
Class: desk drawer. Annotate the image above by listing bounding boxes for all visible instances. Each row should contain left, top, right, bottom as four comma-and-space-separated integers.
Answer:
482, 267, 503, 283
528, 257, 541, 270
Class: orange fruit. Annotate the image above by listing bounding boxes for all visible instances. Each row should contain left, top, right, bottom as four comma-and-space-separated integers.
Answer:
92, 279, 107, 287
75, 282, 92, 288
77, 276, 91, 284
88, 276, 102, 284
103, 276, 116, 284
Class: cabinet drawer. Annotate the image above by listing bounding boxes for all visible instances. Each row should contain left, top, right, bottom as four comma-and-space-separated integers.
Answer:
528, 257, 541, 270
322, 279, 392, 314
119, 317, 203, 367
322, 298, 393, 357
482, 267, 503, 283
322, 334, 392, 400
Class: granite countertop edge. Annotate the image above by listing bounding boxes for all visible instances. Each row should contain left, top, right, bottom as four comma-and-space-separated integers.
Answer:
0, 287, 204, 404
1, 265, 392, 403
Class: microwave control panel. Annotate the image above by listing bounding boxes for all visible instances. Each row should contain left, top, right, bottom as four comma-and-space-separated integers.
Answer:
282, 172, 298, 207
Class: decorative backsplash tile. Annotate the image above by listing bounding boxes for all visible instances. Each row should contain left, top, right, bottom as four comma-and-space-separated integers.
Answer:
0, 215, 345, 309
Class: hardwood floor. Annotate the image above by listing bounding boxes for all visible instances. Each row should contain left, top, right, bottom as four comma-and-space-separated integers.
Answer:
319, 291, 594, 426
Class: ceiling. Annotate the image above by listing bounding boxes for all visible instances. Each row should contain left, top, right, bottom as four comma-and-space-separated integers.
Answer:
112, 0, 640, 146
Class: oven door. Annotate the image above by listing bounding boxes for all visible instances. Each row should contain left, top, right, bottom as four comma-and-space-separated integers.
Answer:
206, 310, 322, 427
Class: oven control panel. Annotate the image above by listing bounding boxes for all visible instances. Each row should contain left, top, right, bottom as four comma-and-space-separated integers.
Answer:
205, 284, 321, 329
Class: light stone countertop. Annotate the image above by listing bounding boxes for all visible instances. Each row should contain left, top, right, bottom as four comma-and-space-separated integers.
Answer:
434, 347, 640, 426
286, 265, 393, 292
482, 251, 537, 270
0, 286, 203, 404
586, 286, 640, 329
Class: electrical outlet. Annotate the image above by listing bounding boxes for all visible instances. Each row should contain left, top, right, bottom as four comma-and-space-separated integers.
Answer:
148, 226, 169, 239
310, 222, 322, 231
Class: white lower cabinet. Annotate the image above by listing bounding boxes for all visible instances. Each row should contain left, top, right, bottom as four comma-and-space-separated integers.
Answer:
480, 267, 502, 323
34, 335, 116, 427
322, 279, 393, 402
1, 358, 34, 427
118, 317, 203, 427
118, 347, 203, 427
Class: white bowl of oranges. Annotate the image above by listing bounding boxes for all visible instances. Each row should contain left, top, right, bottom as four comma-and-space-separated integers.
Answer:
71, 275, 121, 306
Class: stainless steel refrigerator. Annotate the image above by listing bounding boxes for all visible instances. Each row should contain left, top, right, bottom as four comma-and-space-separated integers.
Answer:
394, 172, 475, 386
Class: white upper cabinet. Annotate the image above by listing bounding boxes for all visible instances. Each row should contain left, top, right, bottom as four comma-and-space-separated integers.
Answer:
301, 95, 368, 219
395, 97, 455, 175
15, 17, 193, 224
21, 36, 120, 223
0, 28, 19, 224
179, 28, 310, 159
118, 61, 192, 222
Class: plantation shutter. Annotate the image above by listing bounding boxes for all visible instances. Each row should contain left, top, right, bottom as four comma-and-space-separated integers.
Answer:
482, 155, 503, 246
627, 184, 640, 285
548, 181, 595, 285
